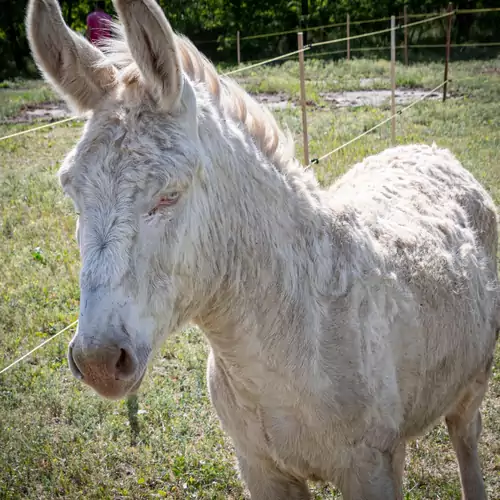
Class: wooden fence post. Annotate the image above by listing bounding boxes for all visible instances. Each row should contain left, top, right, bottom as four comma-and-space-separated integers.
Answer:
404, 5, 409, 65
298, 32, 309, 165
390, 15, 396, 145
237, 30, 241, 66
347, 14, 351, 60
443, 3, 453, 101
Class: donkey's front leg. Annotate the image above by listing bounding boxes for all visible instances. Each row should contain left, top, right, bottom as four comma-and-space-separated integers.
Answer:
339, 445, 398, 500
237, 453, 311, 500
206, 351, 310, 499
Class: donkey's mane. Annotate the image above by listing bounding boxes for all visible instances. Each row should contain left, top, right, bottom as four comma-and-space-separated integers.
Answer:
102, 25, 301, 176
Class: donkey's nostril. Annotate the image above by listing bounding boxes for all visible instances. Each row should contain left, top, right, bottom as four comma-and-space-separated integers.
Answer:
114, 347, 137, 380
69, 337, 139, 387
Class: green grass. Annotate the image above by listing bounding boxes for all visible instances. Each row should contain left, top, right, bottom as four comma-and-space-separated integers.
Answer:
0, 79, 58, 122
0, 59, 499, 499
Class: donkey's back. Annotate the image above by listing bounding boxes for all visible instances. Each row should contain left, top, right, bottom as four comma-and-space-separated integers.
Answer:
329, 142, 498, 436
308, 143, 498, 499
332, 143, 498, 256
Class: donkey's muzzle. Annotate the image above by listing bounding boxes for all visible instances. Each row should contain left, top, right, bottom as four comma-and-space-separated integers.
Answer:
68, 334, 140, 399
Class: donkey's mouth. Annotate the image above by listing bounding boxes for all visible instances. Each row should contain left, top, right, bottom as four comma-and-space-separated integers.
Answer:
68, 352, 149, 400
85, 361, 148, 400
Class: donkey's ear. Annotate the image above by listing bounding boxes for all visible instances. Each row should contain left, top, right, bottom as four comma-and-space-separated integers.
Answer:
113, 0, 183, 110
26, 0, 118, 113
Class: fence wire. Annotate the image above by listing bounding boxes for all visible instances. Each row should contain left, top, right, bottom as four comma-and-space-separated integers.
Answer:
0, 8, 496, 374
0, 74, 465, 376
0, 320, 78, 375
0, 10, 491, 143
307, 80, 450, 167
195, 7, 500, 45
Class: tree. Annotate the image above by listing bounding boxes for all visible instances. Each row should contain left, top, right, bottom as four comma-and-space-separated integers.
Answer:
0, 0, 498, 79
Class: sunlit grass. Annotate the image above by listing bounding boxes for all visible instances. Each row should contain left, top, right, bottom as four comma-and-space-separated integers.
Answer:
0, 58, 499, 499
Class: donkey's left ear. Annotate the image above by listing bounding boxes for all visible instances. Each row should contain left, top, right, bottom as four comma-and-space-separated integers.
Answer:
113, 0, 184, 111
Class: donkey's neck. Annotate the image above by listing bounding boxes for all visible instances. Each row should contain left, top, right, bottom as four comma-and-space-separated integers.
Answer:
193, 110, 339, 369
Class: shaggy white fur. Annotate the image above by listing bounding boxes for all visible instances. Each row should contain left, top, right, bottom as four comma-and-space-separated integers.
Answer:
26, 0, 498, 498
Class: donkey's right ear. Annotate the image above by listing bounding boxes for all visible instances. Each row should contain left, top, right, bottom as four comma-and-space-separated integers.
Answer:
26, 0, 118, 112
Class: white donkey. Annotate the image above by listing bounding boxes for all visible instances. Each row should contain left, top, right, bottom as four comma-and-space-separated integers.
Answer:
26, 0, 498, 498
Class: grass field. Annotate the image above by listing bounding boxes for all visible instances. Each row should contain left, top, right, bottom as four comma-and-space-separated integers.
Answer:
1, 57, 499, 499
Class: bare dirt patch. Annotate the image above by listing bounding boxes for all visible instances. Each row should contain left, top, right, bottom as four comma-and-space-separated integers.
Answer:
4, 102, 71, 124
251, 91, 295, 109
481, 67, 500, 75
4, 86, 450, 123
319, 89, 443, 108
251, 87, 446, 110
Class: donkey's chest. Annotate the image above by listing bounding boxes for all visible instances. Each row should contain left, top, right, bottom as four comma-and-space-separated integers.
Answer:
206, 351, 365, 481
254, 403, 355, 481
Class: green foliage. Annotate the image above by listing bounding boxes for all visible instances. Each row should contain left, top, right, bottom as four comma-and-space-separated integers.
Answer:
0, 0, 499, 80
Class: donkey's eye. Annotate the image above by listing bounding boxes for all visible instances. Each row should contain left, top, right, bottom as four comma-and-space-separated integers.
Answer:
147, 192, 180, 216
162, 192, 180, 203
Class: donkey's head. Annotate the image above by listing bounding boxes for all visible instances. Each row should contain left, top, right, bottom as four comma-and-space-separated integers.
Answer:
26, 0, 217, 399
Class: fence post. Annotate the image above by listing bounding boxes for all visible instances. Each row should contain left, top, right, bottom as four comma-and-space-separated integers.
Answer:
443, 3, 453, 101
404, 5, 409, 65
347, 14, 351, 61
237, 30, 241, 66
298, 32, 309, 166
390, 15, 396, 145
